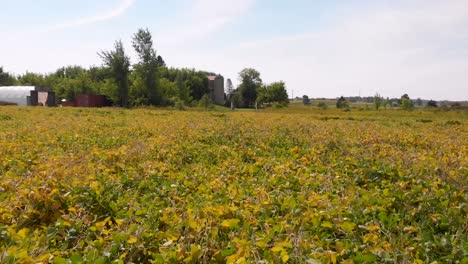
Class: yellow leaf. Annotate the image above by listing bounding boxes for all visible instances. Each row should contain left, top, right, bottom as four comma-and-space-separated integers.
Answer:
271, 246, 283, 253
17, 228, 29, 239
281, 252, 290, 263
226, 254, 238, 264
90, 181, 100, 190
128, 236, 138, 244
256, 240, 268, 248
115, 218, 124, 226
221, 218, 240, 229
95, 220, 107, 230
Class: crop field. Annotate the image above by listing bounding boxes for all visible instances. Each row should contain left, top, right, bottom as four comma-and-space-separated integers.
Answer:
0, 106, 467, 263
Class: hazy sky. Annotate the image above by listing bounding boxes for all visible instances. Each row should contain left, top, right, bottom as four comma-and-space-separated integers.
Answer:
1, 0, 467, 100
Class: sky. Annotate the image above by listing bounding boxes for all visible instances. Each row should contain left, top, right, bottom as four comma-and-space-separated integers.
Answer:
1, 0, 467, 101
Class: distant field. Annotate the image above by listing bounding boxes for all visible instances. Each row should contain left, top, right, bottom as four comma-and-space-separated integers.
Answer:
0, 106, 467, 263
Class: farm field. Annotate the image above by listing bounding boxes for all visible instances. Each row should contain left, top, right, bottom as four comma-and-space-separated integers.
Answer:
0, 106, 467, 263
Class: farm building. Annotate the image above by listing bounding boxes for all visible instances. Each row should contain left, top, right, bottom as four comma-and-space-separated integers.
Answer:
62, 94, 110, 108
0, 86, 56, 106
208, 75, 224, 105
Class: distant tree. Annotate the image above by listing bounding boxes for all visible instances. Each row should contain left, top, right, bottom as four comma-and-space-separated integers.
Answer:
450, 102, 462, 109
318, 102, 328, 109
158, 78, 178, 100
225, 78, 234, 108
336, 96, 349, 109
156, 55, 166, 67
399, 94, 410, 105
198, 94, 213, 110
17, 72, 46, 86
231, 91, 241, 109
186, 73, 208, 101
0, 67, 16, 86
373, 93, 383, 110
99, 40, 130, 108
416, 98, 423, 106
399, 94, 414, 110
226, 78, 234, 97
175, 73, 192, 104
302, 95, 311, 105
383, 97, 390, 109
265, 81, 289, 105
238, 68, 262, 108
427, 100, 438, 108
132, 28, 161, 105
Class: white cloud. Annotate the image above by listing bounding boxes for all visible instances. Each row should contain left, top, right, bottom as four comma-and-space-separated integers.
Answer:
158, 0, 255, 45
195, 0, 468, 100
46, 0, 136, 31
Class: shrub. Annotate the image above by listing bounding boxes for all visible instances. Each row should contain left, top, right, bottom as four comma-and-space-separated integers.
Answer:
318, 102, 328, 109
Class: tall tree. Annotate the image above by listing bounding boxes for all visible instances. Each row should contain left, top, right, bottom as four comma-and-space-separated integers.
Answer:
0, 67, 17, 86
225, 78, 234, 108
238, 68, 262, 108
175, 73, 192, 104
132, 28, 160, 105
374, 93, 383, 110
99, 40, 130, 108
226, 78, 234, 96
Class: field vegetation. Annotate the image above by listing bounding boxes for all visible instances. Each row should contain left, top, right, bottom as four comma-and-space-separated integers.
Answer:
0, 106, 467, 263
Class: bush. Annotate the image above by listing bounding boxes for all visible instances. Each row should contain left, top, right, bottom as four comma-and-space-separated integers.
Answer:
336, 96, 349, 109
427, 100, 438, 108
174, 99, 186, 111
401, 98, 414, 110
272, 102, 288, 108
198, 94, 214, 110
318, 102, 328, 109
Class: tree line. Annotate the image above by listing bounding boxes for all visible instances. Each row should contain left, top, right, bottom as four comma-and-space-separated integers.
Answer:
1, 28, 289, 109
302, 93, 445, 110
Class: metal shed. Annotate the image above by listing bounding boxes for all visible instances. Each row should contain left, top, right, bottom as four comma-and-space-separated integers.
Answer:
0, 86, 34, 105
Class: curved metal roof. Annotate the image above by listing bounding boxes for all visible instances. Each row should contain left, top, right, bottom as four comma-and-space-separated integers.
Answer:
0, 86, 35, 105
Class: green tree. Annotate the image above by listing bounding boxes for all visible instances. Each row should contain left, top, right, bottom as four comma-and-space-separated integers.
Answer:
132, 28, 161, 105
175, 73, 192, 104
258, 81, 289, 106
159, 78, 178, 101
156, 55, 166, 67
373, 93, 383, 110
400, 94, 414, 110
427, 100, 438, 108
0, 67, 17, 86
416, 98, 423, 106
238, 68, 262, 108
99, 40, 130, 108
198, 94, 213, 110
318, 101, 328, 109
336, 96, 349, 109
17, 72, 46, 86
